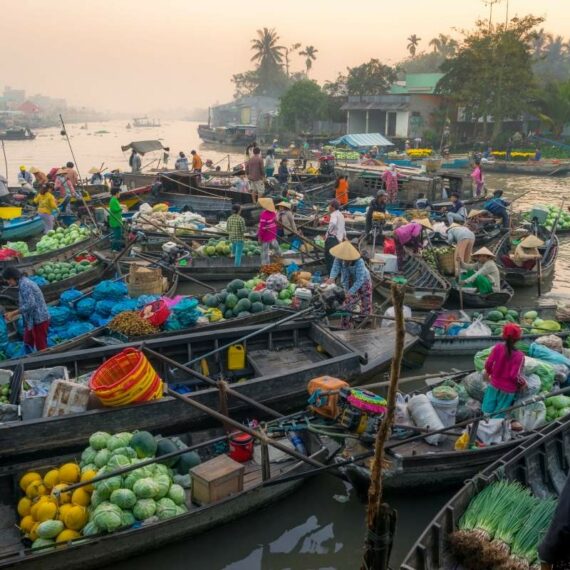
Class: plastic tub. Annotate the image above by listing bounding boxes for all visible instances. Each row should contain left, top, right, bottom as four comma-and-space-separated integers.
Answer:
427, 390, 459, 428
229, 433, 254, 462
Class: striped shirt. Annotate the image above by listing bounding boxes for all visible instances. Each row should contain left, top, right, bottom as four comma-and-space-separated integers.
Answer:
226, 214, 245, 242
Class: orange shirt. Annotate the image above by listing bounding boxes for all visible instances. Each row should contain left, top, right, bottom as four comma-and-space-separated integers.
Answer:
192, 154, 203, 170
335, 179, 349, 205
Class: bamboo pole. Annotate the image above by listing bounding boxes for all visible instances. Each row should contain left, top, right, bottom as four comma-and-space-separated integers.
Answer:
361, 283, 404, 570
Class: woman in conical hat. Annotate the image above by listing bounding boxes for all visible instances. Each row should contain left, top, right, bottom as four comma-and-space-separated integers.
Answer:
502, 234, 544, 270
393, 218, 432, 271
257, 198, 280, 264
459, 246, 500, 294
325, 241, 372, 329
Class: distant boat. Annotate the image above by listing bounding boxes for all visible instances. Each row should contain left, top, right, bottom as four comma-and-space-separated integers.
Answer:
0, 127, 36, 141
80, 123, 88, 130
126, 123, 132, 129
133, 116, 161, 128
197, 123, 256, 146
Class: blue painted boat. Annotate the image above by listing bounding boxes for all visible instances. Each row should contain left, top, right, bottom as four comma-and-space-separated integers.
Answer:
0, 216, 44, 241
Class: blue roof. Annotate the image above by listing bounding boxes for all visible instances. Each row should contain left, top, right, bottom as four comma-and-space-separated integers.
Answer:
329, 133, 394, 148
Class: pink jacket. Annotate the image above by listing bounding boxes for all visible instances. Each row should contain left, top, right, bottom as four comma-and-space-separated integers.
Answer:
471, 166, 483, 184
382, 170, 401, 192
484, 343, 524, 394
257, 210, 277, 243
394, 222, 422, 246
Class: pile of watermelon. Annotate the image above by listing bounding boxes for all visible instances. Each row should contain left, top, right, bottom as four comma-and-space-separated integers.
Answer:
35, 259, 98, 284
194, 238, 261, 258
473, 306, 563, 336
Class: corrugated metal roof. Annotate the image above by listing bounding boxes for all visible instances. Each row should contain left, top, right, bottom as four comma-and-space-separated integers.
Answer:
341, 101, 409, 111
121, 140, 165, 155
329, 133, 394, 148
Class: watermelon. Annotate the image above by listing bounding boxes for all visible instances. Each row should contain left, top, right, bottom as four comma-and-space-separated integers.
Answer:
251, 302, 264, 313
237, 311, 251, 318
278, 290, 290, 300
497, 306, 509, 316
156, 438, 179, 467
224, 309, 233, 319
506, 310, 519, 320
248, 291, 261, 303
225, 293, 238, 309
235, 299, 252, 312
177, 451, 201, 474
237, 288, 249, 299
486, 310, 503, 322
262, 291, 276, 305
130, 431, 157, 459
228, 279, 245, 293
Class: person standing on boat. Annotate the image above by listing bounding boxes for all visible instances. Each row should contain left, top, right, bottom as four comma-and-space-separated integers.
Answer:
446, 192, 467, 225
335, 175, 349, 207
227, 204, 246, 267
257, 198, 281, 264
459, 247, 501, 293
481, 323, 526, 418
175, 152, 189, 171
325, 199, 347, 274
365, 190, 388, 245
277, 158, 289, 189
17, 166, 34, 190
88, 167, 104, 185
162, 147, 170, 169
326, 241, 372, 329
190, 150, 203, 172
3, 267, 50, 351
276, 201, 297, 240
393, 218, 431, 271
471, 161, 485, 197
232, 171, 250, 193
447, 223, 475, 275
54, 167, 76, 214
129, 149, 142, 173
538, 473, 570, 570
33, 184, 58, 234
29, 167, 48, 189
484, 189, 510, 229
382, 164, 404, 203
64, 162, 79, 188
502, 234, 543, 270
246, 147, 265, 202
264, 149, 276, 178
108, 187, 124, 252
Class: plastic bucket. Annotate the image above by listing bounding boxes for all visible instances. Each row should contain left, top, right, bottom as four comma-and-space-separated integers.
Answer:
229, 432, 254, 462
427, 390, 459, 428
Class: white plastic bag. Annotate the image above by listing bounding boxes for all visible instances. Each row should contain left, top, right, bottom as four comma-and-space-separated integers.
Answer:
475, 418, 511, 445
432, 222, 448, 236
408, 394, 445, 446
394, 393, 412, 426
513, 401, 547, 431
459, 316, 492, 338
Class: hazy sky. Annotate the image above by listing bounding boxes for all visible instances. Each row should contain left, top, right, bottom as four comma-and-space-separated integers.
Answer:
1, 0, 567, 113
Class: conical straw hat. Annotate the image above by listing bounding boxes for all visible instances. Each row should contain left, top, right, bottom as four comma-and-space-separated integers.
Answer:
330, 241, 361, 261
413, 218, 432, 230
88, 167, 101, 174
468, 209, 483, 219
276, 201, 291, 209
258, 197, 276, 213
472, 247, 496, 259
520, 235, 544, 248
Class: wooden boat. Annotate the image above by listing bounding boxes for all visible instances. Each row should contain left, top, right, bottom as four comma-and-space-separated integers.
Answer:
481, 160, 570, 176
0, 127, 36, 141
430, 224, 502, 248
197, 123, 256, 146
449, 280, 514, 309
371, 255, 451, 311
400, 415, 570, 569
430, 302, 567, 355
0, 320, 425, 469
0, 424, 336, 569
87, 185, 152, 211
0, 216, 44, 241
494, 232, 558, 287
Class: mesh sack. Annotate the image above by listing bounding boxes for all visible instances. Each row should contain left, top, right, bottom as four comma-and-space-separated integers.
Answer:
95, 299, 116, 317
76, 297, 96, 318
110, 299, 139, 316
59, 288, 83, 306
48, 306, 72, 327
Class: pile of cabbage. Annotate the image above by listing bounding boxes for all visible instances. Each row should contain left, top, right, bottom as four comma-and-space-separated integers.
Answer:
78, 430, 194, 536
35, 225, 92, 254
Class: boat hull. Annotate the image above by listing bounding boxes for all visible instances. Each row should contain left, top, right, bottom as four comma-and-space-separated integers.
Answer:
0, 216, 44, 241
449, 281, 514, 308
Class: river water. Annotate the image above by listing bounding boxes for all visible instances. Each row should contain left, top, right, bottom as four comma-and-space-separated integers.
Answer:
5, 121, 570, 568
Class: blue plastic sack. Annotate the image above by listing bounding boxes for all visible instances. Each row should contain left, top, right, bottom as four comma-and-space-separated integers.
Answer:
110, 299, 138, 316
90, 313, 111, 327
0, 316, 8, 347
136, 295, 160, 309
163, 315, 183, 331
172, 298, 201, 327
29, 275, 48, 287
92, 280, 128, 301
6, 341, 28, 359
76, 297, 96, 318
67, 322, 95, 338
15, 316, 24, 337
529, 342, 570, 367
48, 306, 72, 327
286, 263, 300, 277
95, 299, 116, 317
59, 288, 83, 306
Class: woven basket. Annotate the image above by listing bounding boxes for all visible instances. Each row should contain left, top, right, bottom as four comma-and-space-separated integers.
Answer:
437, 250, 456, 276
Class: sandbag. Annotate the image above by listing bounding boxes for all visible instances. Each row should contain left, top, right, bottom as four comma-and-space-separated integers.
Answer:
474, 418, 511, 445
407, 394, 445, 446
59, 288, 82, 307
0, 315, 8, 348
48, 306, 72, 327
463, 371, 488, 402
456, 398, 481, 423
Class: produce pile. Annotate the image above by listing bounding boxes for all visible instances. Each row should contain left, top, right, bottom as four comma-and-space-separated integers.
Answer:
15, 429, 196, 549
491, 150, 536, 160
0, 383, 11, 404
421, 246, 454, 272
132, 204, 206, 235
545, 394, 570, 422
33, 258, 98, 284
194, 238, 261, 258
531, 204, 570, 232
331, 150, 360, 161
35, 225, 92, 254
406, 149, 433, 159
449, 480, 556, 569
108, 312, 159, 337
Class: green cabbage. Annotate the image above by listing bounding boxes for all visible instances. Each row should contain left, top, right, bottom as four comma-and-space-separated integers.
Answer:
92, 502, 123, 533
80, 446, 97, 466
82, 521, 99, 536
124, 466, 153, 490
120, 509, 136, 528
89, 432, 111, 451
167, 484, 186, 506
111, 447, 137, 460
133, 499, 157, 521
106, 455, 131, 470
110, 488, 137, 510
94, 476, 122, 500
94, 449, 111, 468
156, 498, 178, 520
154, 474, 171, 499
133, 477, 160, 499
546, 395, 570, 410
105, 435, 125, 452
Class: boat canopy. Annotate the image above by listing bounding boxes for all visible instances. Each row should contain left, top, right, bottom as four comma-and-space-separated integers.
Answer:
121, 140, 166, 155
329, 133, 394, 148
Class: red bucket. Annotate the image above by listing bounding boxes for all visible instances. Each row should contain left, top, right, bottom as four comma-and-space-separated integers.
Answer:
228, 432, 254, 462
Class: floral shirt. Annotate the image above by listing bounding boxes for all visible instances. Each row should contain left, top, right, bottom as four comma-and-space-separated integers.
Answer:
19, 277, 49, 329
330, 258, 371, 295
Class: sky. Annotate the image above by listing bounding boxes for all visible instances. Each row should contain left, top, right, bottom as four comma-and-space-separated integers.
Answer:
0, 0, 567, 114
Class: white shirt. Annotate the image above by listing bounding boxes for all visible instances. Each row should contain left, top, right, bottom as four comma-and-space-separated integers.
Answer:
327, 210, 346, 241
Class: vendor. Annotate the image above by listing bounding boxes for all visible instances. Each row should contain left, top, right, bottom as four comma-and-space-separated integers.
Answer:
257, 197, 281, 264
88, 167, 104, 185
365, 190, 388, 245
460, 247, 501, 294
334, 175, 349, 206
108, 187, 124, 252
382, 164, 404, 203
393, 218, 432, 271
30, 167, 48, 189
447, 223, 476, 275
276, 201, 297, 239
484, 189, 510, 228
33, 183, 58, 234
325, 241, 372, 329
2, 267, 50, 351
482, 323, 526, 418
502, 234, 543, 270
324, 199, 346, 273
446, 192, 467, 225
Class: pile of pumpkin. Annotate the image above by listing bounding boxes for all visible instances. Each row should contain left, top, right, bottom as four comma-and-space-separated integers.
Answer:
17, 463, 95, 549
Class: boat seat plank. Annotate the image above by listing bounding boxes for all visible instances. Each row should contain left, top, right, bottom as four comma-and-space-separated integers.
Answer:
247, 347, 327, 376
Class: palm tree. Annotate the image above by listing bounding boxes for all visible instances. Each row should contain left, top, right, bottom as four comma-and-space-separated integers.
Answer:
250, 28, 285, 68
407, 34, 421, 57
428, 34, 458, 57
299, 45, 319, 75
284, 42, 301, 77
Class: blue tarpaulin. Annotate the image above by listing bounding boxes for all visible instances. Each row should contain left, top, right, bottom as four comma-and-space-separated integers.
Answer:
329, 133, 394, 148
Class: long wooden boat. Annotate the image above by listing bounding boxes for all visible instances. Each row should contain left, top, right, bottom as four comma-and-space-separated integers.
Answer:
0, 424, 336, 569
430, 224, 502, 248
0, 320, 425, 470
372, 255, 451, 311
481, 160, 570, 176
449, 280, 514, 309
87, 185, 152, 211
494, 232, 558, 287
0, 216, 44, 241
430, 303, 567, 355
400, 415, 570, 569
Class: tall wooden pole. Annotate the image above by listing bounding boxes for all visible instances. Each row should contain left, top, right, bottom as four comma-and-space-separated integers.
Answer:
361, 283, 404, 570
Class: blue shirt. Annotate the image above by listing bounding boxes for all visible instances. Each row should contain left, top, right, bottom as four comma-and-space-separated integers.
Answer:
330, 258, 371, 295
484, 197, 508, 215
19, 276, 49, 329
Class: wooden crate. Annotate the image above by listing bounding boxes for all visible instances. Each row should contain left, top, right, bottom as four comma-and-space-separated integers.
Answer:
190, 454, 244, 505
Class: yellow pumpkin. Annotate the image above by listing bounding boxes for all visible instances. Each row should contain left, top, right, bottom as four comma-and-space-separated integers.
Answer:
17, 497, 32, 517
43, 469, 60, 490
63, 505, 87, 531
57, 503, 73, 521
19, 472, 42, 492
19, 515, 35, 534
79, 469, 97, 493
58, 463, 80, 484
36, 501, 58, 522
29, 522, 40, 541
56, 529, 81, 543
25, 480, 47, 500
71, 488, 90, 507
51, 484, 71, 504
